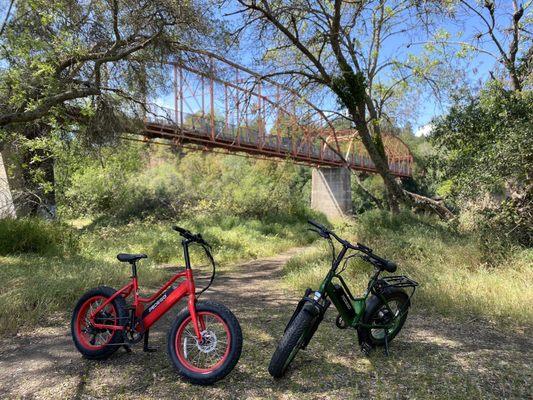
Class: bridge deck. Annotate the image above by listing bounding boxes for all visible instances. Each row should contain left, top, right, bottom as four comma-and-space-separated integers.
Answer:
143, 114, 412, 177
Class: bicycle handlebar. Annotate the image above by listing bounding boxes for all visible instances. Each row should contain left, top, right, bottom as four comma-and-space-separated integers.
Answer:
172, 225, 216, 296
307, 220, 397, 272
172, 225, 209, 247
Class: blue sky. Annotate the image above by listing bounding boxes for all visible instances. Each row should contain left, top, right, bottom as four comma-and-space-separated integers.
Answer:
217, 1, 524, 133
1, 1, 526, 134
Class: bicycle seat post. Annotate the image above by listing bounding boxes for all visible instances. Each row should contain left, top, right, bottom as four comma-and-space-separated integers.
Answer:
130, 261, 138, 278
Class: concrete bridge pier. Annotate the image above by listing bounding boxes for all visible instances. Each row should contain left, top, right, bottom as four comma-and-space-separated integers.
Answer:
0, 152, 16, 218
311, 167, 352, 218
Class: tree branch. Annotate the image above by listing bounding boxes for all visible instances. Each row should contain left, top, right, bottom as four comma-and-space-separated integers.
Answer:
0, 0, 14, 38
0, 87, 100, 126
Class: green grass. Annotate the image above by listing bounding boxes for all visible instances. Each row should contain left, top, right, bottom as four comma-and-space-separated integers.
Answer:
0, 217, 78, 256
283, 210, 533, 327
0, 214, 318, 334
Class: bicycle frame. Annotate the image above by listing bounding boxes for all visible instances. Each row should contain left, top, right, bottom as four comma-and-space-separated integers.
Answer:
89, 239, 205, 341
315, 245, 371, 328
312, 237, 417, 332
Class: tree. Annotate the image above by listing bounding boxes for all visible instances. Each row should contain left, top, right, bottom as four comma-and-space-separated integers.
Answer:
0, 0, 216, 127
457, 0, 530, 91
230, 0, 453, 217
432, 83, 532, 245
411, 1, 531, 92
0, 0, 218, 214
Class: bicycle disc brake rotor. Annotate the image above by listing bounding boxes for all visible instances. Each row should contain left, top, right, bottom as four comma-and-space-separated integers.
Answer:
183, 330, 218, 357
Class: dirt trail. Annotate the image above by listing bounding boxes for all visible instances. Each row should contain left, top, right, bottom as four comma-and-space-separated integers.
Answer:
0, 247, 531, 399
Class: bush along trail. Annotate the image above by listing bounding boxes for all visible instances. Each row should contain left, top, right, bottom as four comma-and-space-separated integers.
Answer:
0, 245, 531, 399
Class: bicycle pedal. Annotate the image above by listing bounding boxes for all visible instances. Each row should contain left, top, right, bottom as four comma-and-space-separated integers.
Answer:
123, 345, 132, 353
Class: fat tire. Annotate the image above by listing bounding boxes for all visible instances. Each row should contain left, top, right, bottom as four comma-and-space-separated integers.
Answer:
71, 286, 127, 360
167, 301, 242, 385
268, 306, 315, 378
358, 287, 410, 347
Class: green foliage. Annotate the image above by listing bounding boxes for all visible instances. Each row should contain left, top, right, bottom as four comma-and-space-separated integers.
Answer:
0, 0, 214, 129
59, 143, 312, 222
283, 210, 533, 327
351, 174, 386, 213
0, 218, 78, 256
398, 131, 445, 198
60, 144, 152, 220
432, 85, 532, 196
431, 84, 533, 245
331, 71, 367, 107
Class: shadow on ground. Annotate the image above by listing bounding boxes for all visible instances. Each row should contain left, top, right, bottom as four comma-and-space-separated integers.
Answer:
0, 248, 530, 399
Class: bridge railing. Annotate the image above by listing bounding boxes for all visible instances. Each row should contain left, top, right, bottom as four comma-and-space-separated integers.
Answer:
144, 103, 412, 177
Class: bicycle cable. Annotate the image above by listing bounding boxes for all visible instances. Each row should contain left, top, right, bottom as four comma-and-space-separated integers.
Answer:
196, 243, 216, 297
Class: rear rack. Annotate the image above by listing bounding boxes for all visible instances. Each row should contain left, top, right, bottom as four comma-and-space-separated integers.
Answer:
371, 275, 418, 300
380, 275, 419, 289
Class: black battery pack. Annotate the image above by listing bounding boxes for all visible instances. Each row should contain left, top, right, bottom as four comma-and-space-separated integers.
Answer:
333, 283, 356, 319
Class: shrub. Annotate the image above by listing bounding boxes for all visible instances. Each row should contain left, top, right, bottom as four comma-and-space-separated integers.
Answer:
0, 218, 78, 256
59, 145, 313, 223
431, 84, 533, 246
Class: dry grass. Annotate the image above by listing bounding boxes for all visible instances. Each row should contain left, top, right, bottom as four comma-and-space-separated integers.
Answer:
283, 211, 533, 327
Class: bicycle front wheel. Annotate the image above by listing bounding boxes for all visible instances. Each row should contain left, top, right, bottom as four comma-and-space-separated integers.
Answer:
268, 306, 316, 378
167, 301, 242, 385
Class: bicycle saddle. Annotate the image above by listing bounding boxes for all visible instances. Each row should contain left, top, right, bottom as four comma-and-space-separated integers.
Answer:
117, 253, 147, 263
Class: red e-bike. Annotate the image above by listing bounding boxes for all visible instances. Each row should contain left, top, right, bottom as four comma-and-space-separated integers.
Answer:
70, 226, 242, 385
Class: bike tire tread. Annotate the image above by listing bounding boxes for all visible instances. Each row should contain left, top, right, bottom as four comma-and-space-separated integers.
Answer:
268, 307, 315, 378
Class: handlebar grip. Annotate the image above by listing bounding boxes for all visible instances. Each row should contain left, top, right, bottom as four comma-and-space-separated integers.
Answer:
386, 261, 398, 272
195, 233, 208, 245
172, 225, 190, 236
308, 219, 327, 232
369, 253, 397, 273
172, 226, 210, 246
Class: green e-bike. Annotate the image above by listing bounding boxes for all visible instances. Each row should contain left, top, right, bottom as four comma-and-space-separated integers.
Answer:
268, 220, 418, 378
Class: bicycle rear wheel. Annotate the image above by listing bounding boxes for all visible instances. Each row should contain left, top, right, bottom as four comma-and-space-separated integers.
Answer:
358, 287, 410, 347
71, 286, 127, 359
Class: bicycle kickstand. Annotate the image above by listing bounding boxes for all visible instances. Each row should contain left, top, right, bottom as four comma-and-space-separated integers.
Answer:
143, 329, 157, 353
383, 330, 390, 357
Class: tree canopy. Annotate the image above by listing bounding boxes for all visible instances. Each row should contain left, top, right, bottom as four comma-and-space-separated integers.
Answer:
0, 0, 217, 135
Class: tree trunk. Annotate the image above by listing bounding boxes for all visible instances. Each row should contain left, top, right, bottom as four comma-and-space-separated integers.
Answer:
19, 147, 56, 218
350, 103, 403, 213
9, 124, 57, 218
351, 171, 383, 210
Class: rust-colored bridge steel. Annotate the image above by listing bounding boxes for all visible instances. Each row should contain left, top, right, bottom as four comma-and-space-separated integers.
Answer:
140, 54, 413, 177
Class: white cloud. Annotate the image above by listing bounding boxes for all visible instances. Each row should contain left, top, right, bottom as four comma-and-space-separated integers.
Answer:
415, 124, 434, 137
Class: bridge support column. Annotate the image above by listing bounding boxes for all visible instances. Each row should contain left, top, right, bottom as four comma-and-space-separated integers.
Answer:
311, 167, 352, 218
0, 151, 16, 218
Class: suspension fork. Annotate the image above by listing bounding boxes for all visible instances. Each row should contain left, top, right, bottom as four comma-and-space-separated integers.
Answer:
187, 292, 204, 341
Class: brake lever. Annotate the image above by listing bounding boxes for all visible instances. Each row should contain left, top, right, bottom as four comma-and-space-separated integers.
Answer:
195, 234, 211, 248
